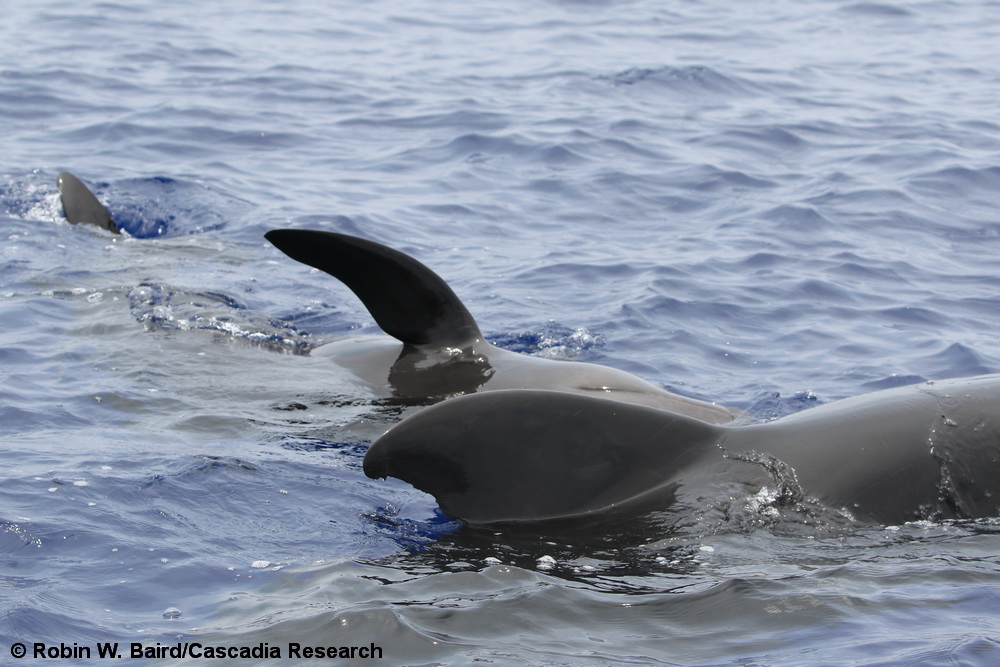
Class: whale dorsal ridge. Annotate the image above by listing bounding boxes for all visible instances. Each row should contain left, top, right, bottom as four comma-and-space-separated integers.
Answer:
265, 229, 481, 347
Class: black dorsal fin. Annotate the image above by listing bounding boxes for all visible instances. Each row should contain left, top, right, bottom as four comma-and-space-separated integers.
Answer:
265, 229, 481, 346
57, 172, 119, 233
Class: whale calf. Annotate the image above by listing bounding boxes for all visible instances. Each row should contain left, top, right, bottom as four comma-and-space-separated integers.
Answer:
264, 229, 740, 423
365, 378, 1000, 525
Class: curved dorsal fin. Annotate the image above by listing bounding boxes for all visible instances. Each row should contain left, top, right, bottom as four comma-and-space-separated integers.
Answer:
57, 172, 119, 233
265, 229, 481, 347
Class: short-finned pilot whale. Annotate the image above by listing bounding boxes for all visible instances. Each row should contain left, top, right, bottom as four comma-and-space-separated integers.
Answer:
264, 228, 740, 423
365, 378, 1000, 525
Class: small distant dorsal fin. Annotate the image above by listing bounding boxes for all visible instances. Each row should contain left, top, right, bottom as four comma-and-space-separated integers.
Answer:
265, 228, 481, 347
57, 172, 119, 233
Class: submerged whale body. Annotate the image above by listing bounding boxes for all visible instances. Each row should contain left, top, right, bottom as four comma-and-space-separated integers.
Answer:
365, 378, 1000, 525
264, 228, 740, 423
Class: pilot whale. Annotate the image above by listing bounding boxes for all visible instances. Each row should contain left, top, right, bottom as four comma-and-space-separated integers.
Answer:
365, 379, 1000, 526
264, 229, 740, 423
53, 171, 737, 422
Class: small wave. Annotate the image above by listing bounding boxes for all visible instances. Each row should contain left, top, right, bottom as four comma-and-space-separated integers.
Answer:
699, 126, 811, 158
838, 3, 915, 19
877, 305, 947, 326
686, 167, 779, 192
602, 65, 763, 98
759, 204, 834, 231
909, 166, 1000, 202
389, 132, 589, 170
917, 343, 994, 378
629, 294, 752, 327
338, 109, 509, 132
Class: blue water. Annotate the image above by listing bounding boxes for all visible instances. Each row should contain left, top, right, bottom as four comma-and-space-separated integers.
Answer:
3, 0, 1000, 664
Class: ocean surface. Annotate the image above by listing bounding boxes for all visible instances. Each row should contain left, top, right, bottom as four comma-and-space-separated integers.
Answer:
2, 0, 1000, 664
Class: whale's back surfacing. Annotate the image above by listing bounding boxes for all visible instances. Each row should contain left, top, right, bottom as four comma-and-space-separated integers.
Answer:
365, 389, 723, 523
366, 377, 1000, 525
